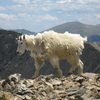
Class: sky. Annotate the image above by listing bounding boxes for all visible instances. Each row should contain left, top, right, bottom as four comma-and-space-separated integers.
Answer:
0, 0, 100, 32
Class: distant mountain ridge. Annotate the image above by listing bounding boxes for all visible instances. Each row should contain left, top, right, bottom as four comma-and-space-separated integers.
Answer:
0, 27, 4, 30
13, 29, 36, 35
89, 35, 100, 42
46, 21, 100, 36
0, 21, 100, 42
11, 22, 100, 42
45, 21, 100, 42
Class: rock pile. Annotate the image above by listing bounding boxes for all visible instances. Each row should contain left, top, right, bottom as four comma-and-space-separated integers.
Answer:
0, 73, 100, 100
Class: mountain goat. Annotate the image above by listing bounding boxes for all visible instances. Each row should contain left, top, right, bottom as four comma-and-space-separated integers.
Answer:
16, 31, 87, 78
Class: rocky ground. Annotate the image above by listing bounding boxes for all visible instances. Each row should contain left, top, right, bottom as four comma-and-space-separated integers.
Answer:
0, 73, 100, 100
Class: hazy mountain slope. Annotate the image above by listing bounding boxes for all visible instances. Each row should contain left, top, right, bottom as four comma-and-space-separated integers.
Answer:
91, 42, 100, 51
46, 21, 100, 36
14, 29, 36, 35
0, 30, 19, 64
89, 35, 100, 42
0, 27, 3, 30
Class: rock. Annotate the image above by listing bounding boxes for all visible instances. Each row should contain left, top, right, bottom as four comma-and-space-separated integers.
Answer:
2, 73, 21, 88
96, 74, 100, 86
22, 79, 34, 88
63, 80, 75, 89
50, 78, 62, 86
45, 82, 54, 92
24, 95, 32, 100
66, 86, 86, 96
0, 91, 17, 100
9, 73, 21, 83
75, 76, 85, 84
0, 73, 100, 99
53, 90, 67, 98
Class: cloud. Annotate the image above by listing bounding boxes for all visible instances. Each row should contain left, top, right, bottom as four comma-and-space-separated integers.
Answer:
0, 0, 99, 31
0, 6, 6, 11
56, 0, 72, 4
37, 14, 58, 21
95, 14, 100, 19
55, 0, 100, 5
17, 13, 30, 17
0, 13, 16, 21
81, 0, 100, 4
12, 0, 30, 5
1, 0, 99, 15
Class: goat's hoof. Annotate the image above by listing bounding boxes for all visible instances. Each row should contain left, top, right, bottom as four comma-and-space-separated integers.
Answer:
32, 75, 39, 79
67, 72, 73, 76
55, 73, 63, 78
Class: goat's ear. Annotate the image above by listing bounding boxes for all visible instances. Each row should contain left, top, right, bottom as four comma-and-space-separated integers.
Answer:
16, 36, 20, 40
16, 37, 18, 40
23, 35, 25, 40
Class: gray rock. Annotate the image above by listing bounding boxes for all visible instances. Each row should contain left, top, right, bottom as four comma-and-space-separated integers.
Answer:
0, 73, 100, 99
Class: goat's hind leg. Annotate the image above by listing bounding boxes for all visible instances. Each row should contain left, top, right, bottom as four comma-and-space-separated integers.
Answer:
76, 59, 84, 75
67, 55, 83, 75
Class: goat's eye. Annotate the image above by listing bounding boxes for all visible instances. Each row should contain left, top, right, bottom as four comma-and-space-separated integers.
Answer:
41, 52, 44, 55
21, 42, 23, 44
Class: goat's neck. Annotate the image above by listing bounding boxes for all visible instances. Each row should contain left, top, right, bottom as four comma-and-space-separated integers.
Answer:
26, 39, 34, 51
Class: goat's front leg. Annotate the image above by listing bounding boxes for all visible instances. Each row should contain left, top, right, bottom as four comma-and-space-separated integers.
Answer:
33, 58, 44, 78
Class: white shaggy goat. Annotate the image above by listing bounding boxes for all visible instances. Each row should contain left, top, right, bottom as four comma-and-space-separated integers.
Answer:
16, 31, 87, 78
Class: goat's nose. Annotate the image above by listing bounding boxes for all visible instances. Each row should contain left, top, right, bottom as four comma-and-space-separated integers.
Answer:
16, 51, 19, 55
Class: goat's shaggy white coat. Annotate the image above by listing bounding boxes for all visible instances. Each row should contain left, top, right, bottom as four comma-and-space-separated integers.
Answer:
33, 30, 87, 77
16, 30, 87, 78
